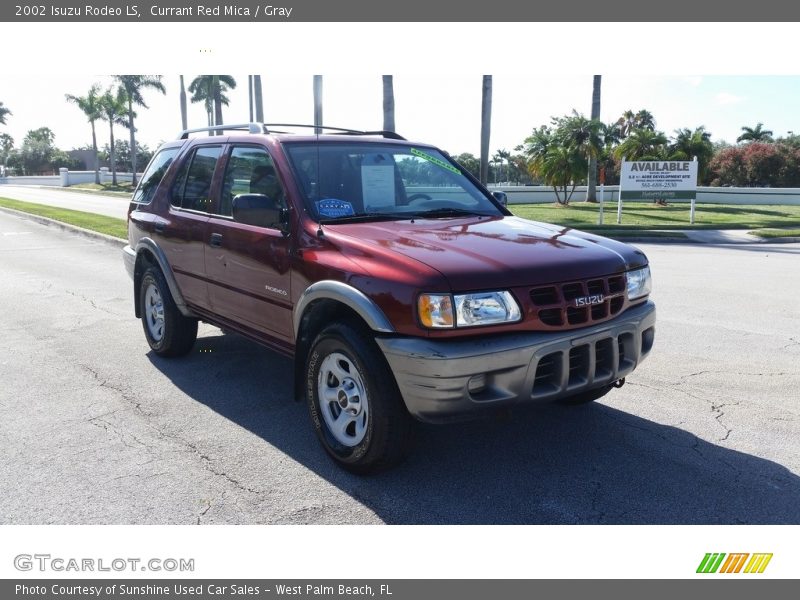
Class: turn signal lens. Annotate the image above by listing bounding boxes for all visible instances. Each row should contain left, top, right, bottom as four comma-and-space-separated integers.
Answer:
417, 294, 454, 328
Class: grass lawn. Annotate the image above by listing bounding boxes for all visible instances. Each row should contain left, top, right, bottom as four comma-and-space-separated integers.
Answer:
0, 197, 127, 239
68, 182, 134, 197
510, 202, 800, 231
749, 228, 800, 239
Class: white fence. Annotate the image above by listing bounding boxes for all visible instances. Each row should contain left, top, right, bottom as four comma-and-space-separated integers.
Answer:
2, 170, 799, 205
490, 185, 800, 206
0, 168, 142, 187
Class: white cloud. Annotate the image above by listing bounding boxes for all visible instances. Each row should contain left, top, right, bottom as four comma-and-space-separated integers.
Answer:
685, 76, 704, 87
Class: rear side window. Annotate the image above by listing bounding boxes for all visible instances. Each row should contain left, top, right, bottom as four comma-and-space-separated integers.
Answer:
170, 146, 222, 212
131, 148, 179, 205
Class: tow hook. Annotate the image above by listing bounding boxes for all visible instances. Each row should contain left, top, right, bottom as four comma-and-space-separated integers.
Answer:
613, 378, 626, 389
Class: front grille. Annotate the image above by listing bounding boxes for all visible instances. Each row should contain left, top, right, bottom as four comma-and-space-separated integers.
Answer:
531, 331, 640, 399
529, 274, 628, 329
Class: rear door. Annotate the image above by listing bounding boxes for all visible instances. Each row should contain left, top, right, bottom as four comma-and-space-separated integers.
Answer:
204, 144, 294, 343
159, 144, 224, 310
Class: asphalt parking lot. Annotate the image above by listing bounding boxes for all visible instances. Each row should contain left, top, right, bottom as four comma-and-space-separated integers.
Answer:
0, 210, 798, 524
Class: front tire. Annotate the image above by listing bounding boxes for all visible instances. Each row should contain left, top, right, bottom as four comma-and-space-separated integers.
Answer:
139, 266, 198, 357
305, 322, 413, 474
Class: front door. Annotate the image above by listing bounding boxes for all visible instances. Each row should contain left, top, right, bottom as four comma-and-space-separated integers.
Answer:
205, 144, 293, 343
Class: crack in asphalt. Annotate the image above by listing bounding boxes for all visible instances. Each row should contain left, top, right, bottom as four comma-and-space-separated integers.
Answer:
65, 289, 116, 315
77, 362, 266, 502
680, 370, 788, 380
781, 337, 800, 351
710, 401, 739, 442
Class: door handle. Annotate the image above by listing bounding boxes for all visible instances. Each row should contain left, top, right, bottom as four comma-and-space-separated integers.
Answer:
209, 233, 223, 247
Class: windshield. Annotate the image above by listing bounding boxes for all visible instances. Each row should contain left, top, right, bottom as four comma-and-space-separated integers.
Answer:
284, 143, 503, 222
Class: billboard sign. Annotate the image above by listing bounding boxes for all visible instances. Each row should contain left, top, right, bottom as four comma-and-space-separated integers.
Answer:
620, 160, 698, 200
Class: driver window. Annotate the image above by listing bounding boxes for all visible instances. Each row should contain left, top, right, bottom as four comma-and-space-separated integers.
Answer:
219, 146, 286, 216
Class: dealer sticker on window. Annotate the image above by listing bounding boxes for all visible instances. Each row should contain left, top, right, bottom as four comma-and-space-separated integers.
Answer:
316, 198, 355, 218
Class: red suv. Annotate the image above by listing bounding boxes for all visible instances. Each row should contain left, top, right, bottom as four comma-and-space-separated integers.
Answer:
123, 123, 656, 473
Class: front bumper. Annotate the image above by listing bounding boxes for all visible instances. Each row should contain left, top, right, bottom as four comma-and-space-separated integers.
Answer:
377, 301, 656, 423
122, 244, 136, 280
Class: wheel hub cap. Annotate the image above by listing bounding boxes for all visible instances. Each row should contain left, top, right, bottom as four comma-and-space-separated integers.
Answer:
317, 353, 369, 447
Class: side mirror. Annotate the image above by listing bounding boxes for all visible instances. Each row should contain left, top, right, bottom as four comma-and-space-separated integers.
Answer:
232, 194, 289, 232
492, 191, 508, 207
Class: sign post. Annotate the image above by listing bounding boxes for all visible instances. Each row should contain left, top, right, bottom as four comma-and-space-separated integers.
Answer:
690, 156, 698, 224
598, 167, 605, 225
617, 159, 624, 224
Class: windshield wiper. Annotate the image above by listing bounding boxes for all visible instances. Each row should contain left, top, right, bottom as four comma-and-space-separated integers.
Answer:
409, 207, 493, 219
318, 212, 411, 224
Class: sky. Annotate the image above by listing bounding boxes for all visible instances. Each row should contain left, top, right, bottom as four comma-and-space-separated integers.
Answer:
3, 74, 800, 158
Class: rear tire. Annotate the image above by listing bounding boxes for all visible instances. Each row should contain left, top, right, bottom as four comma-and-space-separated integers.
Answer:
305, 321, 413, 474
139, 266, 198, 357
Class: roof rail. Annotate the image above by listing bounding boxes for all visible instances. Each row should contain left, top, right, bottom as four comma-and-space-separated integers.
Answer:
262, 123, 407, 140
177, 123, 266, 139
177, 122, 407, 141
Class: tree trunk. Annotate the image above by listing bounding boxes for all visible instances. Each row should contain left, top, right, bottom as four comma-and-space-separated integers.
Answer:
179, 75, 188, 131
129, 96, 138, 186
91, 120, 99, 185
254, 75, 264, 122
110, 124, 117, 186
479, 75, 492, 186
213, 76, 223, 134
382, 75, 395, 132
586, 75, 602, 202
248, 75, 254, 122
313, 75, 323, 134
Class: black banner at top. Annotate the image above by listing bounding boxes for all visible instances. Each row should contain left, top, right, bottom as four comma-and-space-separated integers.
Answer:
2, 0, 800, 22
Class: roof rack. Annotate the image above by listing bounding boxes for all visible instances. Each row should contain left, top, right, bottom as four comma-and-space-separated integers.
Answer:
177, 122, 406, 141
177, 123, 266, 139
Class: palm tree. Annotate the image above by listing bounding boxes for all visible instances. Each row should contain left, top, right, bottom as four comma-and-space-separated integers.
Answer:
634, 109, 656, 131
253, 75, 264, 122
188, 75, 236, 131
65, 84, 104, 184
597, 122, 621, 185
113, 75, 166, 185
522, 125, 553, 182
179, 75, 188, 130
382, 75, 395, 132
737, 122, 773, 143
586, 75, 602, 202
614, 128, 668, 161
616, 110, 636, 138
535, 145, 586, 205
671, 126, 714, 182
0, 102, 10, 125
99, 87, 131, 186
494, 148, 512, 183
480, 75, 492, 185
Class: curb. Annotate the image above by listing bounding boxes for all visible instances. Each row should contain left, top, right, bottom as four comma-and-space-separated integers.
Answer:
0, 206, 126, 249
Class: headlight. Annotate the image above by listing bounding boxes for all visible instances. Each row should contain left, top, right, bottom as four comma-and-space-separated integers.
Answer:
418, 291, 521, 328
626, 266, 652, 300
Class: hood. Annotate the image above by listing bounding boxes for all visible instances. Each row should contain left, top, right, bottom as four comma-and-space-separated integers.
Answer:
323, 216, 648, 291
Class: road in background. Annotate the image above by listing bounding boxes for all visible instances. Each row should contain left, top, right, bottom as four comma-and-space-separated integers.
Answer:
1, 211, 798, 524
0, 185, 129, 219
